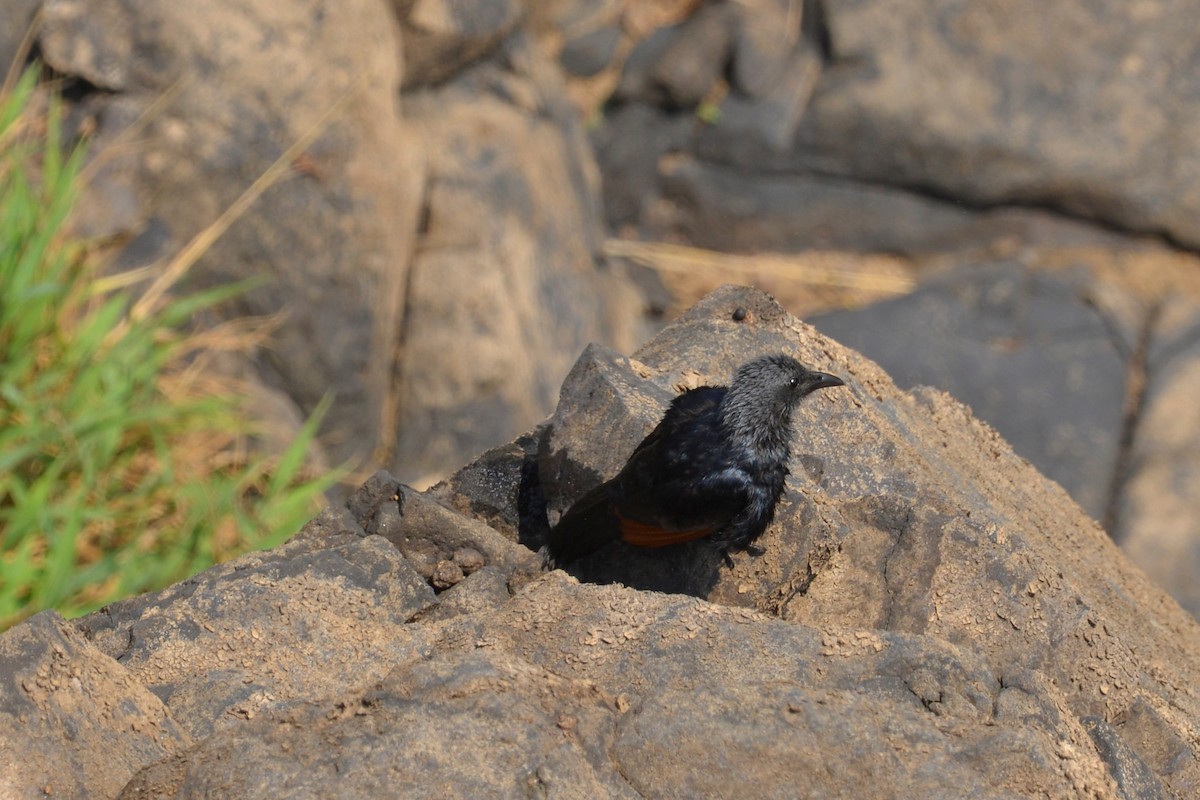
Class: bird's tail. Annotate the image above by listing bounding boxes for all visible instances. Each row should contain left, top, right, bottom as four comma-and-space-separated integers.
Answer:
546, 483, 621, 567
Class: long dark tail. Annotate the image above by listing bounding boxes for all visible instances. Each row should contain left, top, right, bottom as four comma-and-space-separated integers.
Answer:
546, 482, 621, 566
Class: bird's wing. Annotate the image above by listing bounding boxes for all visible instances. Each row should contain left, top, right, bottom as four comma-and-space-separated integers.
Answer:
615, 464, 755, 547
616, 514, 713, 547
609, 387, 757, 546
547, 481, 620, 565
551, 386, 745, 556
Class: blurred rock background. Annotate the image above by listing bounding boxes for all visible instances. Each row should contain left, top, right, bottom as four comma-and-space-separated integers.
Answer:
6, 0, 1200, 615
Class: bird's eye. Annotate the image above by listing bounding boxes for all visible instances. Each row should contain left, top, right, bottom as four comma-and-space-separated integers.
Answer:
788, 376, 800, 388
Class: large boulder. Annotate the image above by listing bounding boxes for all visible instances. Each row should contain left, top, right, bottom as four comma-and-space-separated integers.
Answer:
394, 31, 649, 485
28, 0, 424, 471
4, 286, 1193, 797
811, 257, 1200, 620
583, 0, 1200, 254
6, 0, 649, 484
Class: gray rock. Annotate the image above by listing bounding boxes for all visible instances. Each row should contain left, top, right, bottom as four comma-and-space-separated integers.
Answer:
597, 0, 1200, 256
559, 23, 622, 77
647, 3, 736, 108
788, 0, 1200, 248
811, 262, 1127, 521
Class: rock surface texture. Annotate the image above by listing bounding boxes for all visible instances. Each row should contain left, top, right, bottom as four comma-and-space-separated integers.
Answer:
580, 0, 1200, 255
4, 286, 1198, 798
811, 257, 1200, 620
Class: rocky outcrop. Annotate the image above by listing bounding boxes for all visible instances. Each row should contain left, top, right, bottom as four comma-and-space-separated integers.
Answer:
4, 286, 1198, 798
394, 29, 650, 484
811, 257, 1200, 619
4, 0, 650, 485
26, 0, 425, 472
574, 0, 1200, 254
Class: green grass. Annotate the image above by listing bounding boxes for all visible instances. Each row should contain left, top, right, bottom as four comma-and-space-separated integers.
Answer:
0, 67, 341, 629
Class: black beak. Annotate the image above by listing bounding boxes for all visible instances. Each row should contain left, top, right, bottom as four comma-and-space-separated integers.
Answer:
802, 371, 845, 395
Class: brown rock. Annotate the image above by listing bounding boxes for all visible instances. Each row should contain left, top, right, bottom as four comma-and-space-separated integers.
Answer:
117, 576, 1122, 799
74, 511, 436, 740
8, 285, 1200, 798
395, 36, 646, 484
465, 285, 1200, 796
0, 611, 191, 798
31, 0, 424, 471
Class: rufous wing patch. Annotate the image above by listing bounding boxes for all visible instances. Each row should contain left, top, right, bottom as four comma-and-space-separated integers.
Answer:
617, 514, 712, 547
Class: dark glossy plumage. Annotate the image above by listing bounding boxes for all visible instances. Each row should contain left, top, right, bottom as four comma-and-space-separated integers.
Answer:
547, 354, 844, 566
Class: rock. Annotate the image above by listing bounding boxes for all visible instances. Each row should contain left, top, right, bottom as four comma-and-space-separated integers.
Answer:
594, 0, 1200, 258
22, 0, 652, 487
28, 0, 424, 472
395, 33, 643, 484
538, 343, 676, 523
74, 517, 436, 739
10, 284, 1200, 797
702, 42, 822, 158
788, 0, 1200, 249
0, 611, 191, 798
119, 647, 641, 799
613, 23, 681, 103
651, 153, 1138, 253
431, 559, 466, 589
415, 565, 512, 622
810, 262, 1127, 520
559, 23, 622, 77
398, 0, 523, 88
728, 0, 801, 99
590, 102, 695, 229
119, 576, 1121, 798
453, 547, 486, 574
388, 483, 541, 578
1111, 293, 1200, 619
39, 0, 134, 90
1082, 716, 1169, 800
426, 429, 547, 544
0, 0, 40, 71
646, 2, 736, 108
452, 285, 1200, 796
809, 259, 1200, 621
654, 154, 978, 252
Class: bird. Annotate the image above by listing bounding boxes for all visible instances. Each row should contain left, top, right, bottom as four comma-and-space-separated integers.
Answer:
546, 354, 845, 566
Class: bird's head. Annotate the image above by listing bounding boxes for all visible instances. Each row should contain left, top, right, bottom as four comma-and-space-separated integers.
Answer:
722, 354, 845, 451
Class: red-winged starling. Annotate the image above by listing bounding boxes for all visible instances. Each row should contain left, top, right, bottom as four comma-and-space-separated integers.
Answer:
547, 354, 845, 566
